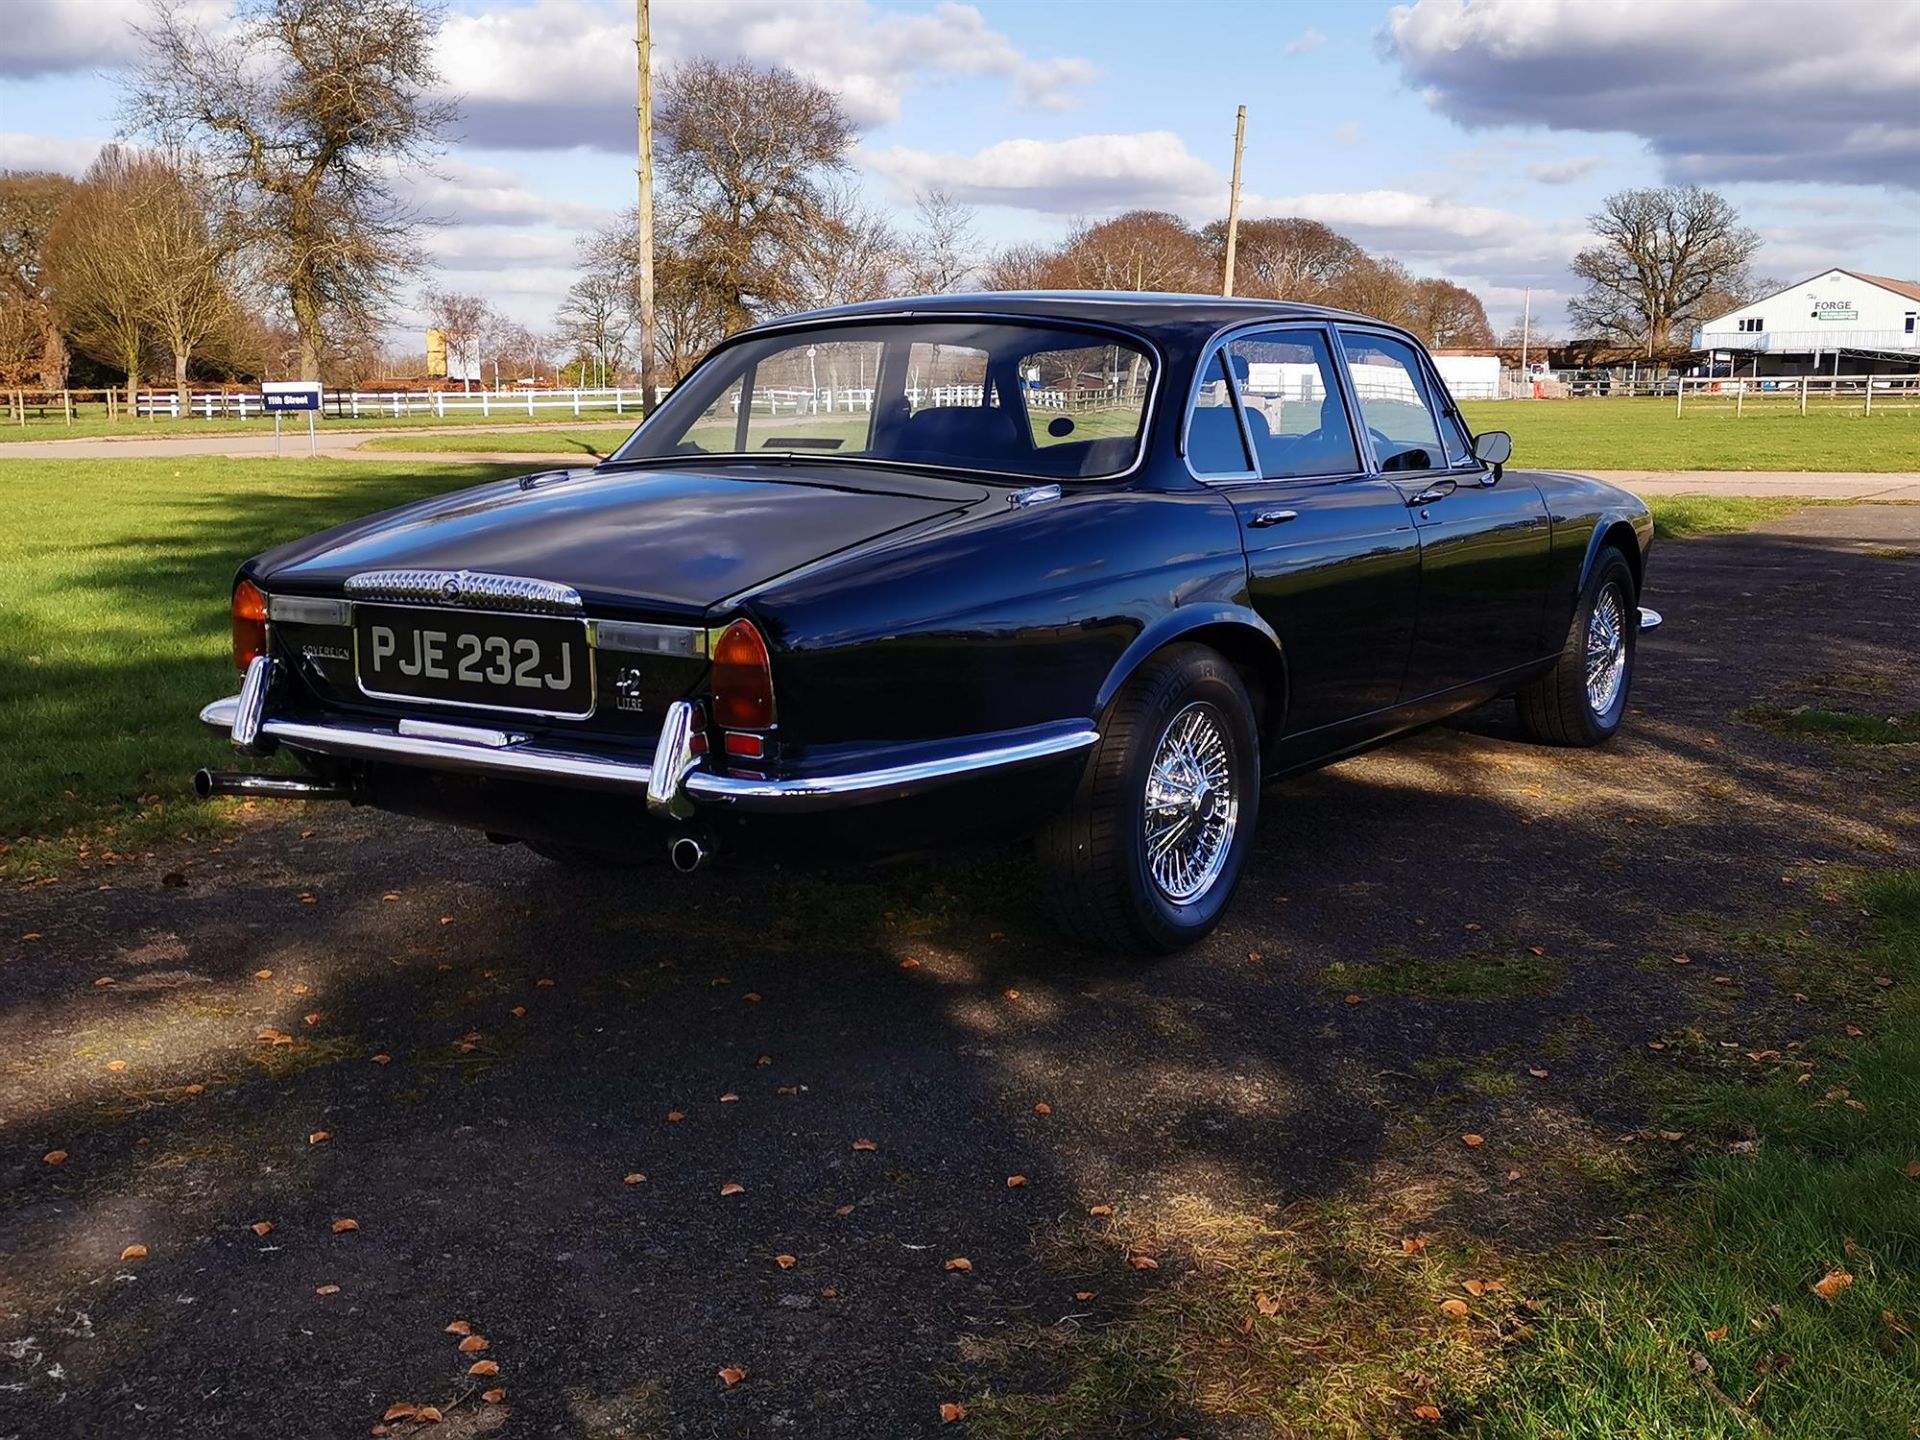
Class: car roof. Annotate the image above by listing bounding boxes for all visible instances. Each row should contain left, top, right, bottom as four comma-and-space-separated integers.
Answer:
760, 290, 1382, 335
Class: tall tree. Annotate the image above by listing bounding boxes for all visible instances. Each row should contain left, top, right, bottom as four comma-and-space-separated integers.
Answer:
0, 171, 79, 387
1052, 211, 1209, 292
135, 155, 246, 401
789, 183, 902, 311
425, 290, 492, 390
555, 269, 631, 387
1200, 217, 1366, 302
905, 189, 978, 294
655, 58, 856, 331
45, 149, 151, 400
125, 0, 456, 380
1568, 186, 1761, 349
1406, 277, 1496, 348
980, 241, 1058, 292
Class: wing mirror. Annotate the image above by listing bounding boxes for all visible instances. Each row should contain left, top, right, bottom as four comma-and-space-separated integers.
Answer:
1472, 430, 1511, 480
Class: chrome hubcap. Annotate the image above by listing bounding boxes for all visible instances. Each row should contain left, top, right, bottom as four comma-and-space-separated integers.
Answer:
1143, 702, 1238, 906
1585, 583, 1628, 716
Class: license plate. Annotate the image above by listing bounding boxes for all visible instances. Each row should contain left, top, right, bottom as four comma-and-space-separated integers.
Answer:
354, 605, 594, 718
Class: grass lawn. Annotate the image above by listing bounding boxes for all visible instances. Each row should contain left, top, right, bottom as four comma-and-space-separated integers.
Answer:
1459, 397, 1920, 472
1, 408, 646, 442
362, 425, 636, 456
0, 458, 523, 874
0, 464, 1858, 877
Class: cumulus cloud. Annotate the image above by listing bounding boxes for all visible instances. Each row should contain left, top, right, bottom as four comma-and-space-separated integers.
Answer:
439, 0, 1095, 150
862, 131, 1221, 213
1382, 0, 1920, 190
0, 0, 151, 78
0, 132, 105, 174
397, 157, 615, 232
1283, 28, 1326, 57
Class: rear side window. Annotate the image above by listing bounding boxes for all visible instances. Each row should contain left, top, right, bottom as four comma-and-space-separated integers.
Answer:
1338, 330, 1445, 473
1224, 329, 1361, 479
1186, 350, 1251, 476
1020, 341, 1149, 454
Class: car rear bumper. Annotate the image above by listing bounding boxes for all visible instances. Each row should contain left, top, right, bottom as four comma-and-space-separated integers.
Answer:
199, 658, 1098, 815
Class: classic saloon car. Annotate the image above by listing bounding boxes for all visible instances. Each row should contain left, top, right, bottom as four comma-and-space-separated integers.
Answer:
198, 294, 1658, 952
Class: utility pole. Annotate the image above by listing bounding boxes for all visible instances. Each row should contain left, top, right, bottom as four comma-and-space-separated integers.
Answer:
1221, 104, 1247, 298
635, 0, 658, 411
1518, 286, 1531, 397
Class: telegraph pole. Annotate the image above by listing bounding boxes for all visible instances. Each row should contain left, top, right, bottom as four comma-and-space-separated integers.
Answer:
1221, 105, 1246, 297
1518, 286, 1531, 396
635, 0, 658, 410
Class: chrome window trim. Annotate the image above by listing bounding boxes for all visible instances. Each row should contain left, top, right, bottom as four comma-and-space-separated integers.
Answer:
1180, 345, 1258, 482
1332, 323, 1472, 481
609, 311, 1165, 486
344, 570, 584, 615
1184, 319, 1377, 488
350, 602, 598, 722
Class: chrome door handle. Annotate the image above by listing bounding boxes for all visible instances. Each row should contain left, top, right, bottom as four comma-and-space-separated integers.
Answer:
1248, 508, 1297, 528
1407, 481, 1456, 506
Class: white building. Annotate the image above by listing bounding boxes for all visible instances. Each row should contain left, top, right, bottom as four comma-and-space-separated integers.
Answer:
1696, 269, 1920, 376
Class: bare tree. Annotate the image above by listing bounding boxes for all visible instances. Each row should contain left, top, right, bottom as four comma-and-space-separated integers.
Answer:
790, 183, 902, 311
1406, 277, 1496, 348
1568, 186, 1761, 349
45, 149, 150, 400
905, 189, 978, 294
578, 208, 729, 384
1052, 211, 1210, 292
125, 0, 456, 381
1324, 255, 1416, 329
656, 58, 856, 330
555, 268, 631, 387
425, 291, 492, 391
1201, 217, 1367, 302
134, 155, 247, 400
979, 241, 1058, 292
0, 171, 80, 387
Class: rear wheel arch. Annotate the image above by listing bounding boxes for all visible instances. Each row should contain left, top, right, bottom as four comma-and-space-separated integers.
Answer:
1095, 611, 1288, 759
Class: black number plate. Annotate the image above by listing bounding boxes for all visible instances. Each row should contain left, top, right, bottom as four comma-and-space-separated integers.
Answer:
354, 605, 594, 718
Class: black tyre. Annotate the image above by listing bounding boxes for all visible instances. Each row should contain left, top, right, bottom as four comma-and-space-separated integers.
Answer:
1039, 644, 1261, 954
1516, 547, 1637, 746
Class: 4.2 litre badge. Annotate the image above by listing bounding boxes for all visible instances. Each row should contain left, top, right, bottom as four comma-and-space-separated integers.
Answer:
614, 666, 647, 713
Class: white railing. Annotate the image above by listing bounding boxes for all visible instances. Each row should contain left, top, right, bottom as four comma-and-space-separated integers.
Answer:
133, 387, 653, 421
1673, 372, 1920, 415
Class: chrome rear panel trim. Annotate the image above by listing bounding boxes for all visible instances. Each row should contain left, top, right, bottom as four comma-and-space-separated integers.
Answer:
344, 570, 584, 614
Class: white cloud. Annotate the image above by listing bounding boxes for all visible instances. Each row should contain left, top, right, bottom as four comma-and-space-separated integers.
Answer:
0, 132, 105, 174
0, 0, 151, 77
397, 157, 615, 231
439, 0, 1096, 150
1526, 157, 1599, 185
1332, 123, 1362, 147
1382, 0, 1920, 189
1283, 27, 1326, 57
862, 131, 1222, 214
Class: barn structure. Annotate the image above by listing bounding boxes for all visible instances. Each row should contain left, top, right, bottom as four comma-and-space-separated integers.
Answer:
1694, 269, 1920, 377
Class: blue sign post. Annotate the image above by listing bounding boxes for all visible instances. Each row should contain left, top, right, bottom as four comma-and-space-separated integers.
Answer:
262, 381, 323, 456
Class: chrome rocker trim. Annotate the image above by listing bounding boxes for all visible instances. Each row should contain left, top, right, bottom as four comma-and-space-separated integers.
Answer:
199, 673, 1098, 815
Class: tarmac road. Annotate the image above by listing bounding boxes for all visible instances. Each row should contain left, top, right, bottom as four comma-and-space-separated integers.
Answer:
1, 506, 1916, 1437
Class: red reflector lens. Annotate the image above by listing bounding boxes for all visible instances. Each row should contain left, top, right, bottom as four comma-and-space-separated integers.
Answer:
711, 619, 774, 730
723, 731, 765, 759
231, 578, 268, 670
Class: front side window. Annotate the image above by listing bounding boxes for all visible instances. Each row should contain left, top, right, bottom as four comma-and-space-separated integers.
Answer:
618, 321, 1154, 481
1223, 329, 1360, 479
1338, 330, 1446, 473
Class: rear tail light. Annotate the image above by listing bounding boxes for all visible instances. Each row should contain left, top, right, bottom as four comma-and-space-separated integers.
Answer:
231, 578, 268, 670
710, 619, 775, 730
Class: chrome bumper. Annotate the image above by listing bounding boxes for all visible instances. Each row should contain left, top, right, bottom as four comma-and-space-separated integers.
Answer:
200, 658, 1098, 816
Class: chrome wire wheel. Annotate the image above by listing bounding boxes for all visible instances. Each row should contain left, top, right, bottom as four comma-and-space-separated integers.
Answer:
1142, 701, 1239, 906
1585, 581, 1628, 716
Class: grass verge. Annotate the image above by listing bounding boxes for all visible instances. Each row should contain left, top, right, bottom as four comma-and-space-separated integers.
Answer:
1458, 398, 1920, 473
1737, 703, 1920, 746
0, 458, 521, 877
361, 425, 634, 455
968, 870, 1920, 1435
0, 409, 645, 442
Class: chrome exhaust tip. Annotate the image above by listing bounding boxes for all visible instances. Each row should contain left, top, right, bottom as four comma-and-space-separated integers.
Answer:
193, 769, 352, 802
668, 834, 709, 874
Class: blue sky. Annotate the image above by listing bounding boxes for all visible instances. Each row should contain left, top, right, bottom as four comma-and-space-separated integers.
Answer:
4, 0, 1916, 339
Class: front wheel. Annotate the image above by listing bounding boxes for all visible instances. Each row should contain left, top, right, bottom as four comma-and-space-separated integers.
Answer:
1516, 547, 1638, 746
1038, 644, 1260, 954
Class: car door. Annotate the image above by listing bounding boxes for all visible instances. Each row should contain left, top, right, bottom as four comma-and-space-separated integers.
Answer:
1335, 327, 1551, 702
1188, 330, 1420, 736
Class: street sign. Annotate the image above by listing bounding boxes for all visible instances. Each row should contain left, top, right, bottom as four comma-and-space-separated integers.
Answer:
262, 380, 323, 455
261, 381, 323, 412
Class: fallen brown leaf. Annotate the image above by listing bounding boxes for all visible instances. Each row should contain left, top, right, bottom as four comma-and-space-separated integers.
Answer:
757, 1055, 773, 1066
1906, 1160, 1920, 1179
720, 1182, 745, 1196
940, 1402, 968, 1423
718, 1366, 747, 1387
1255, 1292, 1280, 1316
304, 1012, 321, 1026
1647, 1040, 1667, 1051
624, 1173, 646, 1185
1006, 1174, 1028, 1188
851, 1139, 877, 1152
120, 1244, 148, 1261
1414, 1404, 1443, 1422
666, 1111, 685, 1123
371, 1054, 392, 1066
331, 1218, 360, 1234
899, 957, 921, 969
1706, 1325, 1729, 1342
1344, 993, 1363, 1005
1439, 1298, 1470, 1319
835, 1204, 854, 1217
383, 1403, 419, 1421
106, 1060, 127, 1073
943, 1257, 973, 1272
1401, 1236, 1429, 1255
1528, 1068, 1549, 1078
315, 1284, 340, 1295
1033, 1102, 1052, 1115
1464, 1279, 1487, 1296
536, 977, 555, 988
1003, 988, 1020, 1000
1074, 1291, 1095, 1302
468, 1360, 499, 1377
309, 1131, 331, 1145
510, 1006, 526, 1019
821, 1287, 839, 1299
742, 992, 762, 1003
1128, 1254, 1159, 1271
251, 1221, 274, 1237
415, 1408, 442, 1424
1461, 1134, 1486, 1148
183, 1083, 205, 1095
444, 1320, 471, 1335
254, 969, 273, 980
1811, 1269, 1854, 1302
1088, 1204, 1114, 1218
42, 1150, 67, 1165
480, 1388, 505, 1404
458, 1335, 489, 1354
774, 1254, 796, 1269
719, 1092, 740, 1103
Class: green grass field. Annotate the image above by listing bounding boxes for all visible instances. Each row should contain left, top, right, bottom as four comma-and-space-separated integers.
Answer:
0, 459, 522, 873
2, 407, 646, 442
357, 399, 1920, 473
